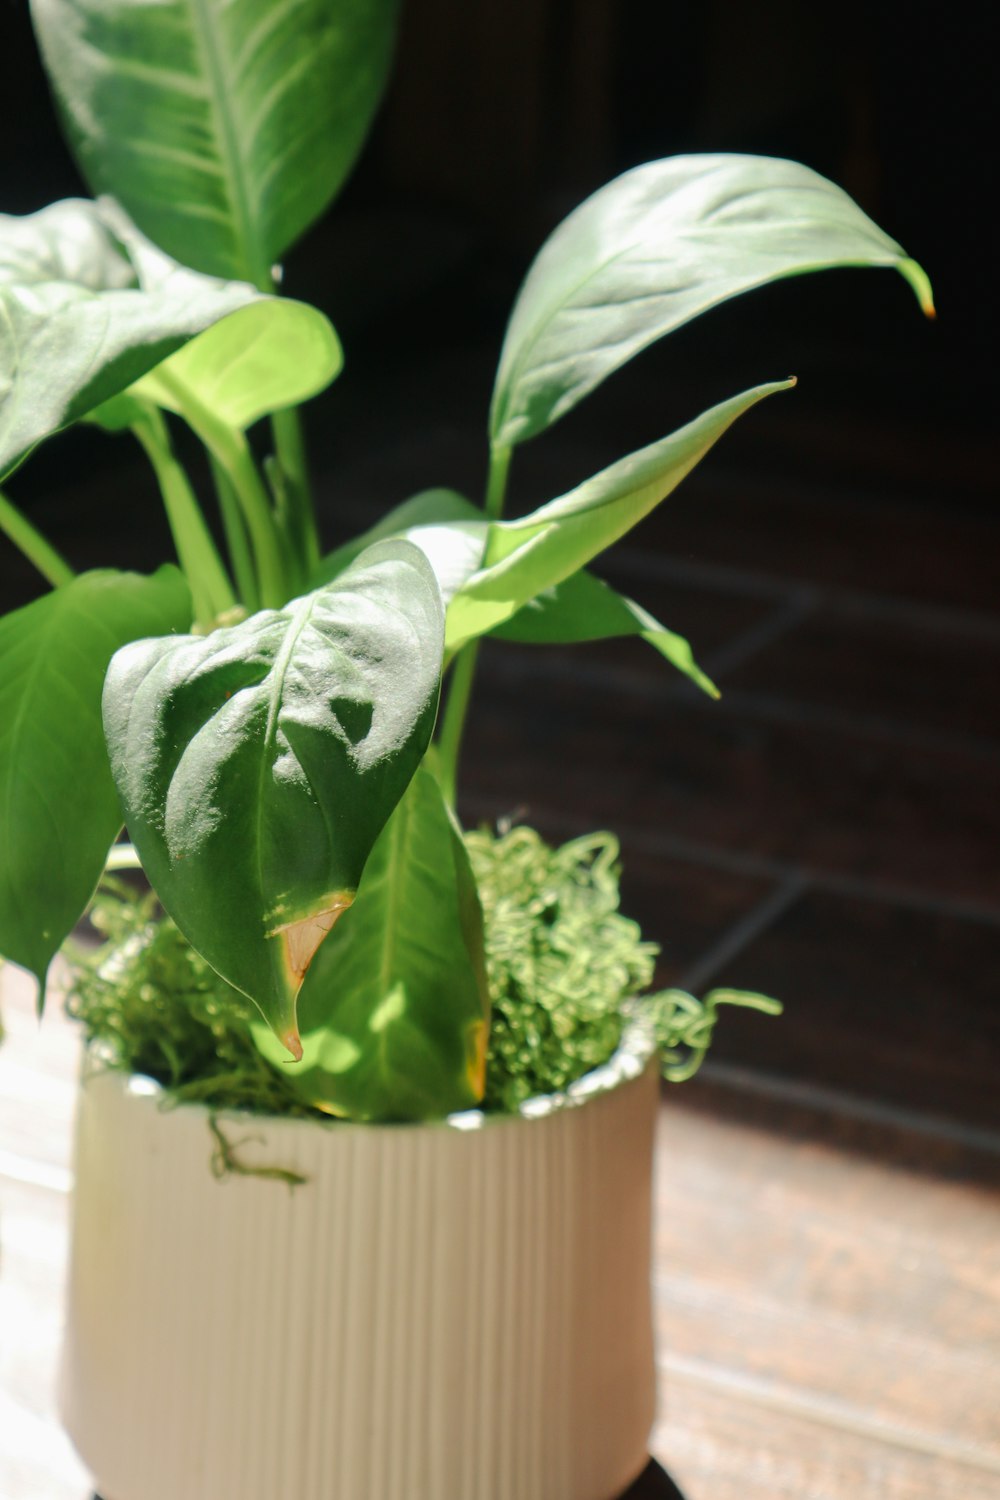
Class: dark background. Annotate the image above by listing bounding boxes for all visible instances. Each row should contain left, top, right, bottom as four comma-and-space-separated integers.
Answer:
2, 0, 997, 1133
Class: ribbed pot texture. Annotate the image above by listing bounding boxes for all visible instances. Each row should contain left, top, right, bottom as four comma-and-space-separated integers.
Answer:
61, 1040, 659, 1500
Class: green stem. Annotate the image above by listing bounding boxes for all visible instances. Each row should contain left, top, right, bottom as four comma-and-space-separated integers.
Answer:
270, 405, 320, 576
0, 486, 74, 588
485, 442, 512, 521
437, 442, 515, 805
133, 412, 236, 628
436, 641, 480, 807
154, 370, 289, 609
209, 454, 259, 612
258, 267, 320, 580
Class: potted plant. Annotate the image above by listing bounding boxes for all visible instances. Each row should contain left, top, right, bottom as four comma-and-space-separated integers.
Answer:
0, 3, 933, 1498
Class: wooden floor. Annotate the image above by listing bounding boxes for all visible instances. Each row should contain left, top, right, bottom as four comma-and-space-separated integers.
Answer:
3, 963, 998, 1500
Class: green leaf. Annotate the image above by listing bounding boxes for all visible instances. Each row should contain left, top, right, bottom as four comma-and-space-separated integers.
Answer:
31, 0, 401, 285
102, 540, 445, 1057
490, 153, 934, 449
0, 566, 192, 998
0, 197, 272, 480
252, 764, 489, 1120
313, 490, 486, 596
134, 299, 342, 432
493, 569, 719, 698
449, 380, 792, 650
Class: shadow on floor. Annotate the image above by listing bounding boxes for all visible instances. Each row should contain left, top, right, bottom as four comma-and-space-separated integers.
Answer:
624, 1458, 689, 1497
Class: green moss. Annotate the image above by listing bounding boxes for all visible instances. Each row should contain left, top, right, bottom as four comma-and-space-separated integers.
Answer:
65, 877, 315, 1118
466, 826, 656, 1111
65, 829, 779, 1117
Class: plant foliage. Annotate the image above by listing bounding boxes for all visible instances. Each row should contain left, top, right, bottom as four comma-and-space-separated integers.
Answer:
0, 0, 933, 1118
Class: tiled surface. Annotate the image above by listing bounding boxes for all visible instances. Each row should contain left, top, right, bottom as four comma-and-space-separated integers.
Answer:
701, 889, 1000, 1131
462, 661, 1000, 909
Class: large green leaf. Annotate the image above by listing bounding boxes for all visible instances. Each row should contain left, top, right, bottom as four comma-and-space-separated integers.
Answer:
490, 154, 934, 449
134, 298, 342, 432
31, 0, 401, 284
253, 764, 489, 1120
0, 198, 333, 480
449, 380, 792, 649
103, 540, 445, 1057
493, 569, 719, 698
0, 566, 192, 998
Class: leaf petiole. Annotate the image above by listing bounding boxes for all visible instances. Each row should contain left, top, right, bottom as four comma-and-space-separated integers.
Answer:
0, 486, 75, 588
270, 405, 320, 577
209, 454, 260, 612
133, 410, 236, 628
152, 368, 290, 608
436, 442, 514, 803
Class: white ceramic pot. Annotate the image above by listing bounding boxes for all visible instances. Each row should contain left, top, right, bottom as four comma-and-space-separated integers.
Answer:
61, 1030, 659, 1500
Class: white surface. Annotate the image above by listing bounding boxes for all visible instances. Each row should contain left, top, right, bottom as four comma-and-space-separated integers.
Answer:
62, 1052, 659, 1500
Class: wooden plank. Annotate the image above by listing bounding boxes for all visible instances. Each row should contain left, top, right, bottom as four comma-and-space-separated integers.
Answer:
652, 1376, 1000, 1500
654, 1086, 1000, 1472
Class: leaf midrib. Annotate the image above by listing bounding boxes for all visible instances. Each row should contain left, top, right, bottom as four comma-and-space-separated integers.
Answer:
253, 597, 316, 934
187, 0, 271, 288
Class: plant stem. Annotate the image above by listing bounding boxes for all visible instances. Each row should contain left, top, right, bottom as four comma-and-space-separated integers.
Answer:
436, 641, 480, 807
217, 432, 292, 607
436, 442, 515, 804
0, 487, 75, 588
134, 412, 236, 627
153, 370, 289, 608
209, 454, 259, 611
485, 442, 512, 521
270, 405, 320, 576
258, 267, 321, 579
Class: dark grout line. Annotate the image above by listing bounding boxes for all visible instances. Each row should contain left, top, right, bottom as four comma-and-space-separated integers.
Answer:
621, 824, 1000, 930
608, 547, 1000, 644
695, 1059, 1000, 1159
677, 874, 809, 995
700, 589, 821, 678
463, 798, 1000, 930
481, 645, 1000, 760
710, 686, 1000, 761
687, 456, 1000, 521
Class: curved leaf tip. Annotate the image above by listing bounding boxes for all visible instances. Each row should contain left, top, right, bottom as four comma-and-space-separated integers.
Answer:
900, 258, 936, 319
271, 894, 356, 1059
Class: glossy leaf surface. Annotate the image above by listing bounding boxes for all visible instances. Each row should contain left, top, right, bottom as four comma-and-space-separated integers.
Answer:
493, 569, 719, 697
134, 298, 342, 432
102, 541, 445, 1055
450, 381, 792, 649
254, 764, 489, 1120
31, 0, 401, 284
0, 567, 192, 995
490, 154, 934, 448
0, 198, 257, 479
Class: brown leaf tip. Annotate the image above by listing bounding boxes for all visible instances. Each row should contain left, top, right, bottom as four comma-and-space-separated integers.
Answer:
280, 1027, 304, 1063
271, 894, 355, 989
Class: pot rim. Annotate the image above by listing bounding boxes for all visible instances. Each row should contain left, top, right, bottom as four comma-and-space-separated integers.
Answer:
85, 1017, 658, 1136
